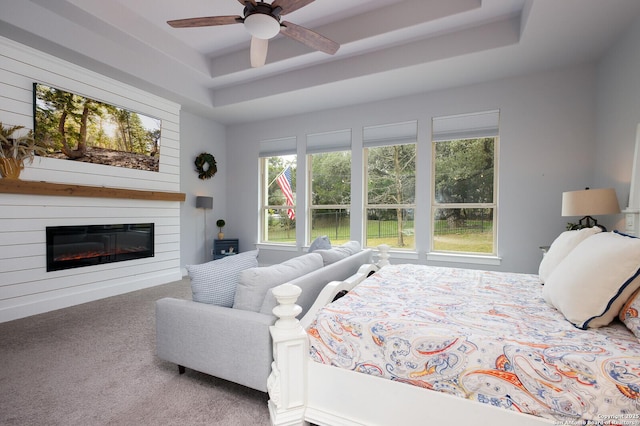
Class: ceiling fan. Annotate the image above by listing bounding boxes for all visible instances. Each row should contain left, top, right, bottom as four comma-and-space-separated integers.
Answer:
167, 0, 340, 68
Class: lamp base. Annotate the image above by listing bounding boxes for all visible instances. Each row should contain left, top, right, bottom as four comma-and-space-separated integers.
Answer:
579, 215, 598, 228
567, 216, 606, 231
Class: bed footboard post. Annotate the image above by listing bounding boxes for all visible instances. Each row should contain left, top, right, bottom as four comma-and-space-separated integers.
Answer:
268, 283, 309, 426
377, 244, 391, 267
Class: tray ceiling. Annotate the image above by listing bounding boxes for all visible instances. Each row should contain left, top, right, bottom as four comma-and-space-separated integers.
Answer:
1, 0, 640, 124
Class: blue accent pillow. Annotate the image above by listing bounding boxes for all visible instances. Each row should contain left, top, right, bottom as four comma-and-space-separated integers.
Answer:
186, 250, 259, 307
309, 235, 331, 252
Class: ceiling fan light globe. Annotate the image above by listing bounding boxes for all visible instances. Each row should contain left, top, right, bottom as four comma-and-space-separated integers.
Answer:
244, 13, 280, 39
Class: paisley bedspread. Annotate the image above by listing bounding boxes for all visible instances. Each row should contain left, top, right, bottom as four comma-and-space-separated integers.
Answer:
307, 264, 640, 424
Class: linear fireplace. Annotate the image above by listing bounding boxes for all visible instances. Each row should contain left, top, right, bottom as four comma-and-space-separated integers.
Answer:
46, 223, 154, 272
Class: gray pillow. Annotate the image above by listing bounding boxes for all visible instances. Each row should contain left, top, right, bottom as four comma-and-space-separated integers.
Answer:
233, 253, 323, 312
315, 241, 361, 266
187, 250, 259, 307
309, 235, 331, 252
260, 249, 370, 316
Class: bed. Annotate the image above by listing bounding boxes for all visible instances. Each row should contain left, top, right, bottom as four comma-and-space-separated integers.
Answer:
267, 232, 640, 426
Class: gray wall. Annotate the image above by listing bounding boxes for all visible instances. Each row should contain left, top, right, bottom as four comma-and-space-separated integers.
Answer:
179, 111, 227, 270
186, 15, 640, 276
595, 15, 640, 225
225, 64, 598, 274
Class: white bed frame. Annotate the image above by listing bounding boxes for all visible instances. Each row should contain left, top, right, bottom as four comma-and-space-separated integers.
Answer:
267, 245, 553, 426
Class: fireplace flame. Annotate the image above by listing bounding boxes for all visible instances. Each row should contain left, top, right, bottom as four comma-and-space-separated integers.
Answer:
54, 246, 148, 262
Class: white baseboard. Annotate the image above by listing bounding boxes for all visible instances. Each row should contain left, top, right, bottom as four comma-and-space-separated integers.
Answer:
0, 269, 182, 323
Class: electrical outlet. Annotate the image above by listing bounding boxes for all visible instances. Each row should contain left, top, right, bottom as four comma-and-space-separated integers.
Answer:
626, 213, 635, 230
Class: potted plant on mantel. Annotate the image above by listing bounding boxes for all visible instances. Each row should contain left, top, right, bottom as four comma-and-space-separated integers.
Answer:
216, 219, 226, 240
0, 122, 49, 179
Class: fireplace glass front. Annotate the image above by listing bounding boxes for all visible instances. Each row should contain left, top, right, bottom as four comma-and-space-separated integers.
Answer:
46, 223, 154, 272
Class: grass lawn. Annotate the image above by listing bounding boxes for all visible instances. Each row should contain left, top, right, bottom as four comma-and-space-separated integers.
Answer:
433, 232, 493, 253
269, 220, 493, 253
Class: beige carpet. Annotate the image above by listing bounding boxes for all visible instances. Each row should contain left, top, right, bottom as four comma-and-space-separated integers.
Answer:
0, 278, 270, 425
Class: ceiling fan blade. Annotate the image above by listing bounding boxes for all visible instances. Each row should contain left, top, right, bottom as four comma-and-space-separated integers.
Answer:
250, 37, 269, 68
272, 0, 314, 15
167, 16, 242, 28
280, 21, 339, 55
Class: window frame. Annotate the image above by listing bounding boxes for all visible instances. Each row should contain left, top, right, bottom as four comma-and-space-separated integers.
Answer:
363, 121, 418, 251
307, 150, 352, 245
306, 130, 353, 246
430, 135, 499, 257
259, 154, 297, 245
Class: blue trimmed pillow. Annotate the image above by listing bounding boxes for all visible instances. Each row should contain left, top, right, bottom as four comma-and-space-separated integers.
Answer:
620, 288, 640, 339
543, 232, 640, 329
186, 250, 259, 307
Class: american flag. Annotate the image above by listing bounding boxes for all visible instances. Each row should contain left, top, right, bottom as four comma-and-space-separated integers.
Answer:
276, 166, 295, 220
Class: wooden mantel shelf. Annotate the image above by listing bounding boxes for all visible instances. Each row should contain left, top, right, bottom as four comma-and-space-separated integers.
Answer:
0, 179, 186, 202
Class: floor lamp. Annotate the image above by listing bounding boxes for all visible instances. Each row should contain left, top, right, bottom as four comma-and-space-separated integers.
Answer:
196, 196, 213, 261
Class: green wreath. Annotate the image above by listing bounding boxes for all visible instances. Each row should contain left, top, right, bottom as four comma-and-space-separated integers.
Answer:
194, 152, 217, 180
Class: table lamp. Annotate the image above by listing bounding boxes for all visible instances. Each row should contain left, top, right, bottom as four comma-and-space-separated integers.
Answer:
561, 187, 620, 230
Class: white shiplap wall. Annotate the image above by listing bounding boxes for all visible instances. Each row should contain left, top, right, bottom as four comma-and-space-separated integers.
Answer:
0, 37, 183, 322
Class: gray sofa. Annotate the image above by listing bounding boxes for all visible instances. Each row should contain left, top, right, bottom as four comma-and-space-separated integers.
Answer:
155, 245, 373, 392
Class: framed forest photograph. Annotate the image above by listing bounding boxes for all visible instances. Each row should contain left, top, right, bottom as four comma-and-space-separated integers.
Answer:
33, 83, 162, 172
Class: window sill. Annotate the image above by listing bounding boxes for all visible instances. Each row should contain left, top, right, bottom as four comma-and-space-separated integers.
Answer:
255, 243, 299, 252
377, 249, 419, 261
426, 252, 502, 266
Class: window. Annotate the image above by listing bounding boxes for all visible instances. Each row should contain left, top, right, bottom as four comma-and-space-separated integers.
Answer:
364, 121, 417, 250
259, 137, 296, 244
307, 130, 352, 245
431, 110, 499, 255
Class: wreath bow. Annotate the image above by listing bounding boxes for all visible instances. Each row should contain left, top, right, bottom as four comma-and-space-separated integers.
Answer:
195, 153, 217, 180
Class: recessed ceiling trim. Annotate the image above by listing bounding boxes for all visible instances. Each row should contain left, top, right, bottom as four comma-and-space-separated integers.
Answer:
210, 0, 482, 80
211, 15, 521, 108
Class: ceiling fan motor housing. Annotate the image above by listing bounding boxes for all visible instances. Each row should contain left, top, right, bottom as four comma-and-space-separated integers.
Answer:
167, 0, 339, 68
243, 2, 283, 39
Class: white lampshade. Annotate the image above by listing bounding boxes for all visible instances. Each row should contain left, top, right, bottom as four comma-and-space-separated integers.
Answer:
561, 188, 621, 217
244, 13, 280, 39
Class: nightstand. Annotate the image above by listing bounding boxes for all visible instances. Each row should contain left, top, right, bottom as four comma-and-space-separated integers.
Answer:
213, 239, 239, 260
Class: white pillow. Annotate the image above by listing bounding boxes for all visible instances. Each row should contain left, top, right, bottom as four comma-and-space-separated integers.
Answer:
538, 227, 601, 283
543, 232, 640, 329
187, 250, 259, 307
233, 252, 323, 312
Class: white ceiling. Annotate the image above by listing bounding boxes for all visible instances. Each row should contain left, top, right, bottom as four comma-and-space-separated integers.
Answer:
2, 0, 640, 124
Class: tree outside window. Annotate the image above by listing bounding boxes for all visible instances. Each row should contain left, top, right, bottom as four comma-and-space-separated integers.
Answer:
308, 150, 351, 245
431, 110, 499, 256
364, 121, 417, 249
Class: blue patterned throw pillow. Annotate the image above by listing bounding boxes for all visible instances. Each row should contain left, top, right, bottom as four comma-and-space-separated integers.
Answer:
186, 250, 258, 307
